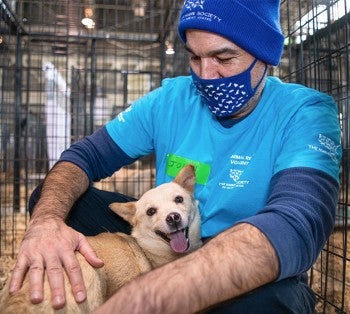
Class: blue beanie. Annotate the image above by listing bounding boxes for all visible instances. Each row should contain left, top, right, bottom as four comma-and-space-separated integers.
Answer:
178, 0, 285, 66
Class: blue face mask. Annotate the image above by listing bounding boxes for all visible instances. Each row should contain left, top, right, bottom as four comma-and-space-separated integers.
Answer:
191, 59, 266, 118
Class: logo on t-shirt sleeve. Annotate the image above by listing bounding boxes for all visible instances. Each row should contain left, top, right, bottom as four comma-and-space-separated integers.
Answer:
308, 134, 341, 163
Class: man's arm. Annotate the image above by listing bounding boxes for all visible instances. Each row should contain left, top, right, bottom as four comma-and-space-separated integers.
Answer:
94, 223, 279, 313
9, 162, 104, 309
95, 167, 339, 313
9, 127, 136, 308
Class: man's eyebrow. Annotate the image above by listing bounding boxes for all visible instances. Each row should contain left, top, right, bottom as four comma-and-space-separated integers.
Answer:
184, 45, 241, 57
184, 45, 194, 53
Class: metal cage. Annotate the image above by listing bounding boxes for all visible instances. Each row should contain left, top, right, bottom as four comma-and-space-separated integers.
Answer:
0, 1, 349, 312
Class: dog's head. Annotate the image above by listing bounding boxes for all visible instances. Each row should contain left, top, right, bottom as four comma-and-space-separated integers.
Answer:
109, 165, 202, 264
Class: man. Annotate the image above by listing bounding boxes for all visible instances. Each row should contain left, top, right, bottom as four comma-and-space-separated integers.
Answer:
9, 0, 341, 313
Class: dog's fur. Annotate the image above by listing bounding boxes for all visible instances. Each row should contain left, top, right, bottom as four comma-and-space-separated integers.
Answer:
0, 165, 202, 313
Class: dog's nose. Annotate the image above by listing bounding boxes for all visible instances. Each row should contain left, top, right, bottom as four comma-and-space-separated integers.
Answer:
166, 212, 181, 226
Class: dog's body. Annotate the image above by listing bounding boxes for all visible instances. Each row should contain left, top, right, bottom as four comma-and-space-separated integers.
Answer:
0, 165, 202, 313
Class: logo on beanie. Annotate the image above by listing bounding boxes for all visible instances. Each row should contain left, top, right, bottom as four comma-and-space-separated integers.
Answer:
182, 0, 222, 24
184, 0, 205, 10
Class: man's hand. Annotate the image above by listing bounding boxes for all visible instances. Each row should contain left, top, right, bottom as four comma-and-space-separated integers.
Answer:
7, 161, 103, 309
8, 218, 104, 309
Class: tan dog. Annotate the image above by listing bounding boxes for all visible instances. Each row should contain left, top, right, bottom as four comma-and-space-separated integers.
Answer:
0, 165, 202, 313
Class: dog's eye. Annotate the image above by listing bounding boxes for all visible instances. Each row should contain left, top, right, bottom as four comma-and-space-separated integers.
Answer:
146, 207, 157, 216
174, 196, 183, 204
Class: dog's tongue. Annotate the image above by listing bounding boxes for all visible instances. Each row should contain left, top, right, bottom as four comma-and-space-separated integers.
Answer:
170, 230, 188, 253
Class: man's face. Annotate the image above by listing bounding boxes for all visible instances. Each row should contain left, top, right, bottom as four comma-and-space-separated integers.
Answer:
185, 29, 265, 88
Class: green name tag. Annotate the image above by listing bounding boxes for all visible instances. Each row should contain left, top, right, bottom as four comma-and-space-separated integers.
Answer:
166, 154, 211, 185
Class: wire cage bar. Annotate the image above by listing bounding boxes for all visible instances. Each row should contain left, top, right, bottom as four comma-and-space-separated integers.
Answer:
278, 1, 349, 312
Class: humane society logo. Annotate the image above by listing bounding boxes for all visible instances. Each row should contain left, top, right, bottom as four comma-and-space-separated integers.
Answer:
308, 133, 341, 164
229, 169, 243, 182
184, 0, 205, 10
182, 0, 222, 23
117, 106, 133, 123
218, 155, 251, 190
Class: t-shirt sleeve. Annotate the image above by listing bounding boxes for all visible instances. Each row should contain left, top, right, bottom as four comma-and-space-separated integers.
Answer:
274, 90, 342, 182
59, 126, 136, 181
106, 87, 162, 159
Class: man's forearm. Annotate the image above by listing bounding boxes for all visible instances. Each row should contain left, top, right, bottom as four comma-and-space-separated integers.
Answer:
30, 162, 90, 222
95, 222, 279, 313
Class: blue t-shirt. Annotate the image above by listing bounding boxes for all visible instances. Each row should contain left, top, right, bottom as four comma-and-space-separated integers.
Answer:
106, 76, 342, 238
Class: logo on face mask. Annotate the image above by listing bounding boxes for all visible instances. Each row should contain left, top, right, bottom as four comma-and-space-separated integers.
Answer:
191, 59, 266, 118
184, 0, 205, 10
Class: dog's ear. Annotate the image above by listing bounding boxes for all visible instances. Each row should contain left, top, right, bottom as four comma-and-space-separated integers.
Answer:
173, 164, 196, 193
109, 202, 137, 225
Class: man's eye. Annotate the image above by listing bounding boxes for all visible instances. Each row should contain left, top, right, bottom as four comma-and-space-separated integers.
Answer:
189, 55, 201, 62
216, 57, 234, 64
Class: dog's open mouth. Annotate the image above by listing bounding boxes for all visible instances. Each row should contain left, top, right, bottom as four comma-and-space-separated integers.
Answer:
155, 228, 189, 253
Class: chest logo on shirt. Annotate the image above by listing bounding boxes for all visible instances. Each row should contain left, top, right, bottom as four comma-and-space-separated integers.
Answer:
219, 154, 252, 189
229, 169, 243, 182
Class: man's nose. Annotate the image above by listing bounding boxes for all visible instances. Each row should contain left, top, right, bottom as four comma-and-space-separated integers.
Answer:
198, 59, 219, 79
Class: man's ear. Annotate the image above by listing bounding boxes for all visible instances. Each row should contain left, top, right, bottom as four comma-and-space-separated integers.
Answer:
109, 202, 137, 225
